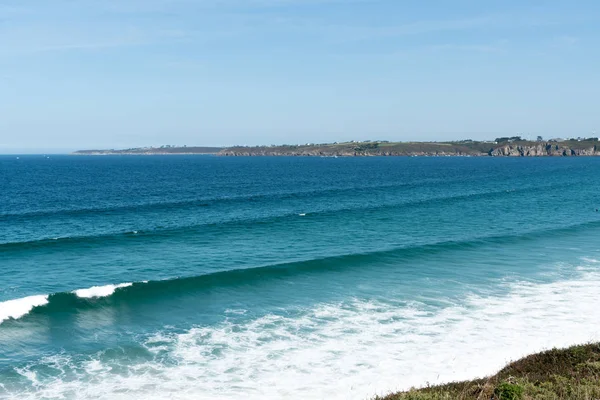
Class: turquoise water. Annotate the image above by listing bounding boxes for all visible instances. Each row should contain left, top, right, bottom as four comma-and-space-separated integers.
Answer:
1, 155, 600, 399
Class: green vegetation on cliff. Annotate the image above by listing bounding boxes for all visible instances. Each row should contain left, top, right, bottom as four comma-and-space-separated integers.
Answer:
73, 138, 600, 157
220, 139, 600, 157
377, 343, 600, 400
219, 140, 493, 156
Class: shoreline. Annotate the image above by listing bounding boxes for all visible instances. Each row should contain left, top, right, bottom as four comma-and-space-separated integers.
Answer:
69, 153, 600, 157
378, 343, 600, 400
73, 139, 600, 157
69, 152, 219, 156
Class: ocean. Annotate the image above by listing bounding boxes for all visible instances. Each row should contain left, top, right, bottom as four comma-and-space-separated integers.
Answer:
1, 155, 599, 399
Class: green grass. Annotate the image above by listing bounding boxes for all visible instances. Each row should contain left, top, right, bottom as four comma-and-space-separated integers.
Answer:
221, 139, 600, 156
375, 343, 600, 400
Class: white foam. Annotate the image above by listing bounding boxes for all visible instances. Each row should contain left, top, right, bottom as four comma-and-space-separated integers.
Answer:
73, 283, 132, 299
6, 271, 600, 400
224, 308, 248, 315
0, 295, 49, 324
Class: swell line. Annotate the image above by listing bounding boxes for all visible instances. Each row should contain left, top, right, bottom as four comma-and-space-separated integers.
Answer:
0, 178, 460, 220
3, 221, 600, 326
0, 182, 566, 251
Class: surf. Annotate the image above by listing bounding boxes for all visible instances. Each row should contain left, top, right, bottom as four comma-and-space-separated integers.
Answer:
2, 268, 600, 400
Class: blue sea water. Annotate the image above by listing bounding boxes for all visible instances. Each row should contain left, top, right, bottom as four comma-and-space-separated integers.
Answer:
1, 155, 600, 399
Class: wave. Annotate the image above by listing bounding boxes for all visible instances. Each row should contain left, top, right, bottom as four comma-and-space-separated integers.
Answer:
0, 178, 459, 219
0, 182, 576, 251
3, 222, 600, 326
4, 270, 600, 400
73, 283, 133, 299
0, 283, 139, 325
0, 295, 49, 324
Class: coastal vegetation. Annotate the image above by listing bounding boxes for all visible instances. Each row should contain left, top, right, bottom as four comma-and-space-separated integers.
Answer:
376, 343, 600, 400
220, 140, 491, 156
219, 139, 600, 157
73, 138, 600, 157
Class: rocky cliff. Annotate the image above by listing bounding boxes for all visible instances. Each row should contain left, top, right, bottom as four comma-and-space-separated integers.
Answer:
490, 143, 600, 156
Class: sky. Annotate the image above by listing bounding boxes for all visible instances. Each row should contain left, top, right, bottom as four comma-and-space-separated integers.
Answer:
0, 0, 599, 153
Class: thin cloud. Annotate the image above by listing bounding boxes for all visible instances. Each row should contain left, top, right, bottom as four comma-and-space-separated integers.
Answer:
553, 35, 579, 46
0, 4, 29, 17
0, 1, 595, 57
429, 41, 508, 54
0, 23, 189, 55
32, 41, 146, 52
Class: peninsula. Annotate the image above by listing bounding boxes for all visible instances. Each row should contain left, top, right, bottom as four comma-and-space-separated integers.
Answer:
72, 145, 223, 155
74, 137, 600, 157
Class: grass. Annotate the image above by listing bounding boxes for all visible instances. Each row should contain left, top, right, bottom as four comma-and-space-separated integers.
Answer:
221, 141, 495, 156
220, 139, 600, 156
375, 343, 600, 400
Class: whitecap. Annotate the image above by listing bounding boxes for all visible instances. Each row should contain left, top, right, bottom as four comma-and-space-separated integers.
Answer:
6, 271, 600, 400
0, 295, 49, 324
73, 283, 132, 299
225, 308, 248, 315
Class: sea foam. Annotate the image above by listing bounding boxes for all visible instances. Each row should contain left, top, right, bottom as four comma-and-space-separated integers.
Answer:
7, 269, 600, 400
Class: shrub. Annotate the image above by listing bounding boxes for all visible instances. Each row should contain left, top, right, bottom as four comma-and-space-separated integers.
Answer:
494, 382, 523, 400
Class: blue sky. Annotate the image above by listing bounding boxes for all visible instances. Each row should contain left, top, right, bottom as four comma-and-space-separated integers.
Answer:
1, 0, 599, 152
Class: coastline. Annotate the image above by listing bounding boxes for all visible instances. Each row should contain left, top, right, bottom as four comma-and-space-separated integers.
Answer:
73, 139, 600, 157
379, 343, 600, 400
70, 152, 219, 156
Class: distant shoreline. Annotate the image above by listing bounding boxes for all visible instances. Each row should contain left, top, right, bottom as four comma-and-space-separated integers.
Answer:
73, 138, 600, 157
72, 146, 223, 156
71, 152, 219, 156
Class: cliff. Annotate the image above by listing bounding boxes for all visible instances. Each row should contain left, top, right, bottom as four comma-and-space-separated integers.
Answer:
490, 141, 600, 157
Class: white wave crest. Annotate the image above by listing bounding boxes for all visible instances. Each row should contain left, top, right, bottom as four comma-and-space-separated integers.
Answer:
0, 295, 49, 324
0, 282, 138, 325
73, 283, 132, 299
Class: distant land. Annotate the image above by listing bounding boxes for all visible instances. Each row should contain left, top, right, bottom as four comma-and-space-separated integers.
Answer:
73, 146, 223, 155
73, 137, 600, 157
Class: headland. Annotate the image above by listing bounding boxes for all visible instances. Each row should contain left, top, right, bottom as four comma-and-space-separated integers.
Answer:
73, 137, 600, 157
